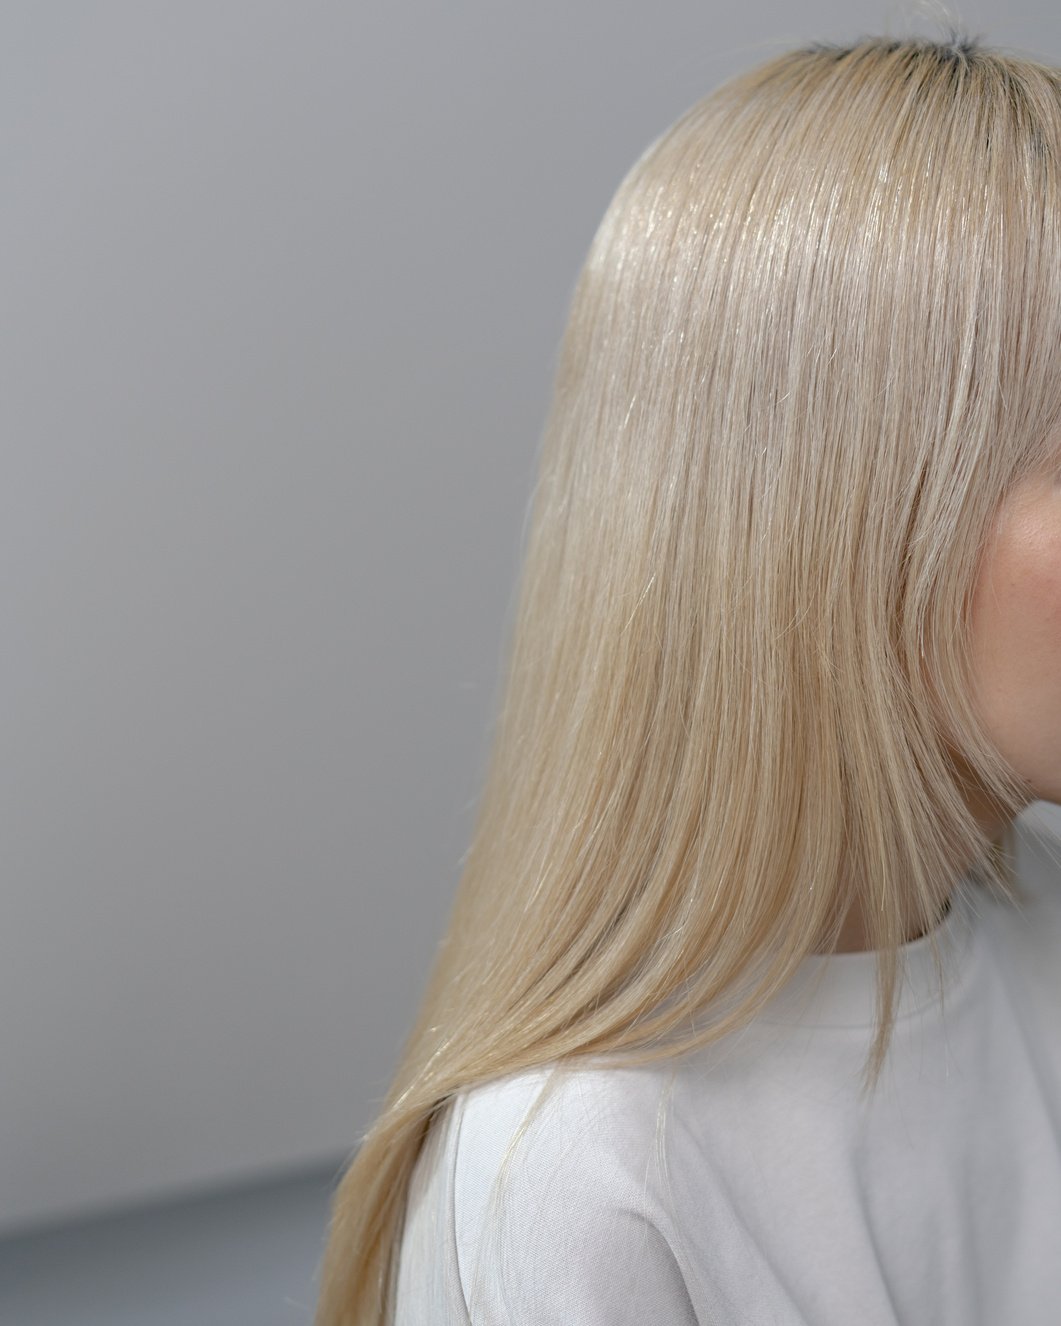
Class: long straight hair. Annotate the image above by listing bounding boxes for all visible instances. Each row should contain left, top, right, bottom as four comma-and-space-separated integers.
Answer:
317, 32, 1061, 1324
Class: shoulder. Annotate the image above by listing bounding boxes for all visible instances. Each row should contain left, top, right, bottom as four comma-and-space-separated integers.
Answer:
452, 1058, 676, 1228
457, 1057, 674, 1161
449, 1060, 697, 1322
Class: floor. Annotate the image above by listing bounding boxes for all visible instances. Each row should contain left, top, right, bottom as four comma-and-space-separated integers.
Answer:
0, 1159, 343, 1325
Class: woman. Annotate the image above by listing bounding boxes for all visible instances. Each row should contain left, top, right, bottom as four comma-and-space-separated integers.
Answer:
316, 31, 1061, 1324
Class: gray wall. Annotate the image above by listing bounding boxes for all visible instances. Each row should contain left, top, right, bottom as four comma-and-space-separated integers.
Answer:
4, 0, 1060, 1240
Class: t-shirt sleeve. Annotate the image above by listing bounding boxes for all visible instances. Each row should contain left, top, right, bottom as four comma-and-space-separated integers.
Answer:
451, 1071, 699, 1325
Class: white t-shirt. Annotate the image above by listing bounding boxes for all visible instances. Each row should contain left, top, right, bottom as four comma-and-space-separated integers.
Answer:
394, 810, 1061, 1324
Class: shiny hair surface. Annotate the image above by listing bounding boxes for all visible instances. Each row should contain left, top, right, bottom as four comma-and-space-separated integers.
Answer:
316, 31, 1061, 1324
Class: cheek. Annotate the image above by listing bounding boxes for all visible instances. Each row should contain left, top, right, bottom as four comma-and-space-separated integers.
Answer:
969, 527, 1061, 802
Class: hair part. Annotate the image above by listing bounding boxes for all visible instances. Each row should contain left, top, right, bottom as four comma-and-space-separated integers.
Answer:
316, 29, 1061, 1324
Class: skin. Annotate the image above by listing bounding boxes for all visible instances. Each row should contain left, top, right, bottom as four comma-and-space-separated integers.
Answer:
829, 466, 1061, 953
965, 470, 1061, 812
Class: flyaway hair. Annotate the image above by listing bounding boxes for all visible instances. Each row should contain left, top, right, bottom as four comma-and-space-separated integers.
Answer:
316, 31, 1061, 1324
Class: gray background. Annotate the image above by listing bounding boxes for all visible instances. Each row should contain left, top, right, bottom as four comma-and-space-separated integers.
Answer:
3, 1, 1060, 1321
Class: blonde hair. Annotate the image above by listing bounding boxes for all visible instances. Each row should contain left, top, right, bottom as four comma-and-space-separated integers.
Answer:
316, 31, 1061, 1324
